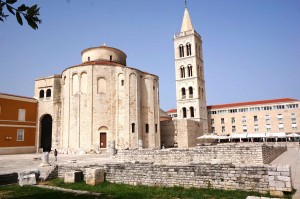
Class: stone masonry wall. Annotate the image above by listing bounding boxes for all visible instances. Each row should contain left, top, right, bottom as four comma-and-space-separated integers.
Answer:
104, 162, 292, 194
117, 144, 287, 165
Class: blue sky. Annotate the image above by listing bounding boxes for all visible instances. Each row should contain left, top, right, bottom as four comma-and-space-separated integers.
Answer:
0, 0, 299, 110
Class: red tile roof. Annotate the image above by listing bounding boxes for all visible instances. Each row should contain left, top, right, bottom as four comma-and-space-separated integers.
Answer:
207, 98, 298, 109
166, 98, 299, 113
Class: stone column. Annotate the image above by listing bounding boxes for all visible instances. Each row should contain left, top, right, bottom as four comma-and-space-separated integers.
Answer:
39, 152, 51, 167
109, 141, 115, 156
138, 139, 143, 149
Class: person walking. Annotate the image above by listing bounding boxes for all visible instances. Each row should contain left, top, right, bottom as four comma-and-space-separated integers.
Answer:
54, 149, 58, 161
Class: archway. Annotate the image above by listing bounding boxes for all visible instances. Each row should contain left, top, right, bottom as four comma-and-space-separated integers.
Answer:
40, 114, 53, 151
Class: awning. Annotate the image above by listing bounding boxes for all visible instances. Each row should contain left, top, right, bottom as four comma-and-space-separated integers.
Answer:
266, 132, 286, 138
247, 133, 266, 138
286, 133, 300, 137
230, 133, 247, 139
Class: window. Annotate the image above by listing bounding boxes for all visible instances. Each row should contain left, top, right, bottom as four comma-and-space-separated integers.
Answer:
181, 88, 186, 99
222, 126, 225, 133
182, 107, 187, 118
291, 113, 296, 121
189, 87, 193, 98
211, 119, 214, 125
110, 55, 112, 61
277, 114, 283, 122
212, 127, 215, 133
155, 124, 158, 133
254, 116, 258, 122
232, 126, 236, 133
287, 104, 299, 109
46, 89, 51, 97
18, 109, 26, 122
242, 116, 246, 123
145, 123, 149, 133
39, 90, 44, 98
231, 117, 235, 124
265, 115, 270, 124
190, 107, 194, 118
121, 80, 124, 86
187, 65, 193, 77
292, 123, 297, 130
266, 124, 271, 131
131, 123, 135, 133
179, 45, 184, 57
186, 43, 192, 56
254, 124, 259, 132
239, 108, 249, 113
243, 125, 247, 132
229, 109, 237, 113
180, 66, 185, 78
88, 56, 90, 61
17, 129, 24, 141
221, 118, 224, 124
279, 123, 284, 131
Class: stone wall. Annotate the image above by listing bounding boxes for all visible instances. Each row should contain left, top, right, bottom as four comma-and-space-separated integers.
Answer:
0, 172, 18, 185
104, 162, 292, 194
117, 144, 287, 165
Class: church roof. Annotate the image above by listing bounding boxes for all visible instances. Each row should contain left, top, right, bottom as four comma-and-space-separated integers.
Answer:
181, 7, 193, 32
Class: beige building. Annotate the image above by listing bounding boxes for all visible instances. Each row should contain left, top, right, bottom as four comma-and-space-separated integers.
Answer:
207, 98, 300, 135
35, 45, 160, 153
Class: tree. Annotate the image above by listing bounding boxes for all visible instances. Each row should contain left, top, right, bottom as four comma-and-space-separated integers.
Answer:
0, 0, 41, 30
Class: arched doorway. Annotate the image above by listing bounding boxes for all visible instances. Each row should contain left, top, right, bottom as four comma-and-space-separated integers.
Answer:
98, 126, 108, 148
40, 114, 53, 151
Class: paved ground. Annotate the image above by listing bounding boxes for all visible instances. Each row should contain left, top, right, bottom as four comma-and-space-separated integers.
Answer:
0, 152, 117, 176
271, 149, 300, 199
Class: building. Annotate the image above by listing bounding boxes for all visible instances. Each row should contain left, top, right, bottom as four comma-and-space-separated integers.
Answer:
0, 93, 37, 155
160, 5, 206, 148
207, 98, 300, 135
35, 45, 161, 153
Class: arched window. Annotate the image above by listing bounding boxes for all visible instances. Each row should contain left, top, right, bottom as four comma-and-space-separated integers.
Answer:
131, 123, 135, 133
182, 107, 187, 118
187, 65, 193, 77
155, 124, 158, 133
202, 88, 204, 99
190, 107, 195, 118
181, 88, 186, 99
46, 89, 51, 97
39, 90, 44, 98
121, 80, 124, 86
110, 55, 112, 61
87, 57, 90, 61
179, 45, 184, 57
186, 43, 192, 56
189, 87, 193, 98
180, 66, 185, 78
145, 123, 149, 133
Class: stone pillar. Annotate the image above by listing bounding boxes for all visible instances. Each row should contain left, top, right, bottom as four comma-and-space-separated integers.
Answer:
109, 141, 115, 156
39, 152, 51, 167
138, 139, 143, 149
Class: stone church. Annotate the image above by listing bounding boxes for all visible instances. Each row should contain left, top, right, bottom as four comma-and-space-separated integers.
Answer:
34, 5, 206, 153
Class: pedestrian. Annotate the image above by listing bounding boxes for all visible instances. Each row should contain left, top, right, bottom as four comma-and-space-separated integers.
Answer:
54, 149, 58, 161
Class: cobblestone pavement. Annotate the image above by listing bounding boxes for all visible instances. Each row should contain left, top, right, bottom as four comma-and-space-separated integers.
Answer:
271, 149, 300, 199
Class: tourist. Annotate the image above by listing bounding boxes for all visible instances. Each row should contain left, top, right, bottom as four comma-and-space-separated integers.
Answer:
54, 149, 58, 161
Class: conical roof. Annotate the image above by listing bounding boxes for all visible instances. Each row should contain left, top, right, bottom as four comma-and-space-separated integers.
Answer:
180, 7, 193, 32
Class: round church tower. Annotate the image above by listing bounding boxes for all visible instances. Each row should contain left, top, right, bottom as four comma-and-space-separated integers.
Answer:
59, 45, 160, 152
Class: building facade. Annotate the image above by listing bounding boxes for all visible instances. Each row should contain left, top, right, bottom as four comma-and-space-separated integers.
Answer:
35, 45, 160, 153
207, 98, 300, 135
0, 93, 37, 154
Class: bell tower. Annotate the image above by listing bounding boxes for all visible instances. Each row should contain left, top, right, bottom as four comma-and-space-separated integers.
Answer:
173, 3, 208, 131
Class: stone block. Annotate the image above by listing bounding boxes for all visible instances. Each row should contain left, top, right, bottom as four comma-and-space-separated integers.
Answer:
276, 176, 290, 182
270, 190, 284, 197
18, 173, 37, 186
64, 170, 83, 183
276, 165, 290, 172
86, 168, 105, 186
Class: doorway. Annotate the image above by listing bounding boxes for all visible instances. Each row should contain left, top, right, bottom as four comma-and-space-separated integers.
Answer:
40, 114, 53, 151
100, 133, 107, 148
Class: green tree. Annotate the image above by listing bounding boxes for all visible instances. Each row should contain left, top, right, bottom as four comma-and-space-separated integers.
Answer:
0, 0, 41, 30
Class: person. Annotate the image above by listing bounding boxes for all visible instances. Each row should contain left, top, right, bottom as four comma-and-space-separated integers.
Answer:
54, 149, 58, 161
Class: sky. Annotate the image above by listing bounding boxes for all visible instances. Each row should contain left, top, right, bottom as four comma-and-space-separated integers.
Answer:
0, 0, 299, 111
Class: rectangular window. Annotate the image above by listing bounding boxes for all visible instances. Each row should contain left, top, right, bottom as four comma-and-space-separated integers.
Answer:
17, 129, 24, 141
222, 126, 225, 133
279, 123, 284, 131
231, 117, 235, 124
292, 123, 297, 130
254, 124, 259, 132
291, 113, 296, 121
18, 109, 26, 121
221, 118, 224, 124
254, 115, 258, 122
265, 114, 270, 124
211, 119, 214, 125
242, 116, 246, 123
155, 124, 158, 133
232, 126, 236, 133
212, 127, 215, 133
243, 125, 247, 132
278, 114, 283, 122
266, 124, 271, 131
